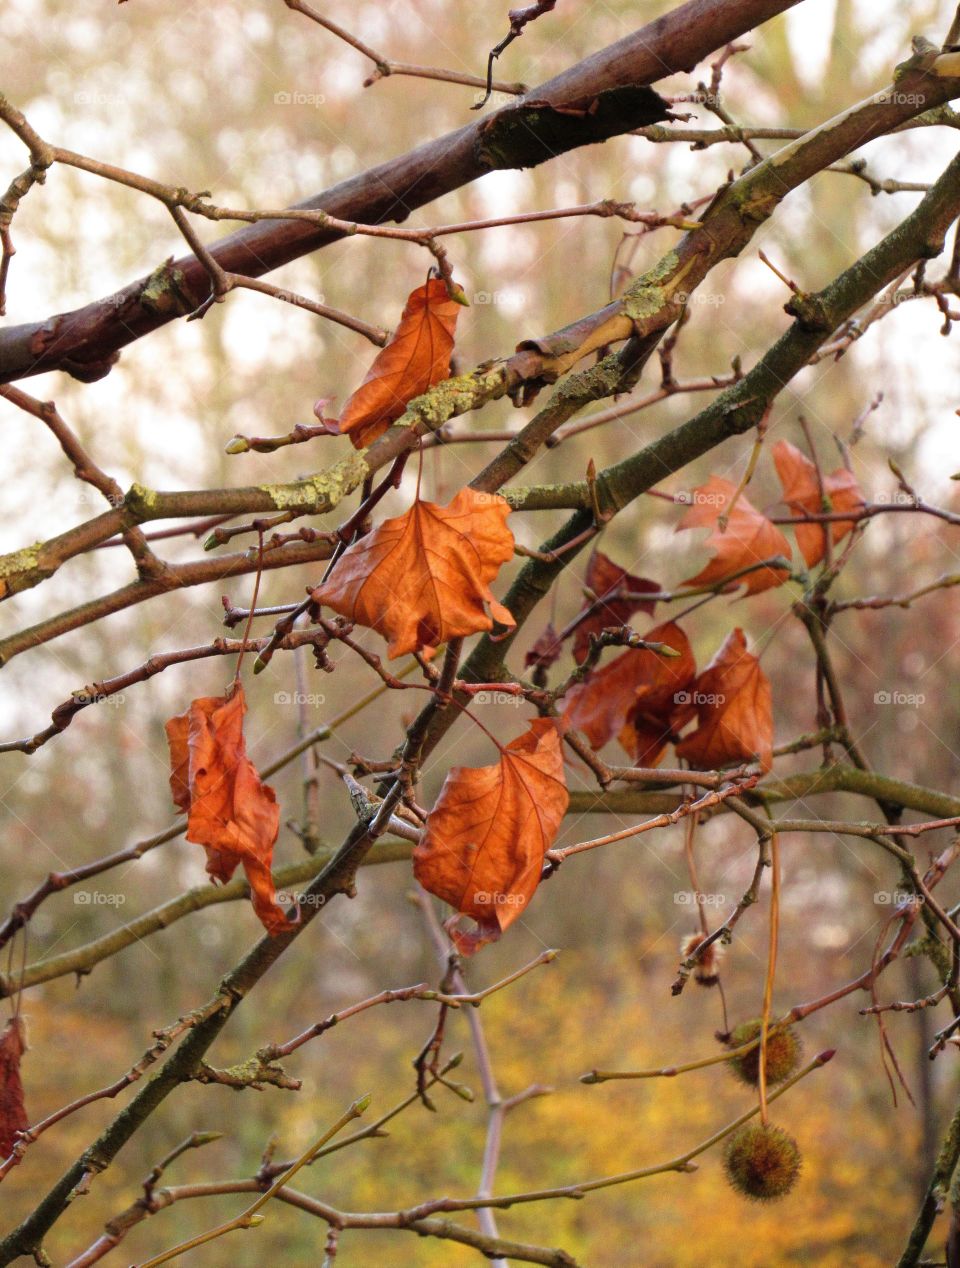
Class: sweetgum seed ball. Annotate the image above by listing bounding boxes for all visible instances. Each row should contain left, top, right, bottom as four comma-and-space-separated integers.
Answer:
723, 1122, 802, 1201
727, 1019, 802, 1087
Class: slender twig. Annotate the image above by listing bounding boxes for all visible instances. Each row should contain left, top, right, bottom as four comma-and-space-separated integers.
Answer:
284, 0, 527, 95
547, 780, 758, 865
758, 831, 781, 1124
134, 1096, 371, 1268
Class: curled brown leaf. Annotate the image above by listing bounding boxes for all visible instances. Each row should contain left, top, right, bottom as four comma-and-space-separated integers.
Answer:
166, 684, 289, 936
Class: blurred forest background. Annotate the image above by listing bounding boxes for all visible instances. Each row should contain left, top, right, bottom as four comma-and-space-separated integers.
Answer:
2, 0, 960, 1263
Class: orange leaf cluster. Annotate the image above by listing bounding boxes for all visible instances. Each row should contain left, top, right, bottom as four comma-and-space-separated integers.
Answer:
564, 621, 773, 772
0, 1017, 27, 1159
678, 475, 791, 594
166, 684, 289, 935
333, 279, 463, 449
772, 440, 864, 567
563, 620, 694, 765
676, 628, 773, 771
414, 719, 569, 954
312, 487, 515, 659
572, 550, 659, 663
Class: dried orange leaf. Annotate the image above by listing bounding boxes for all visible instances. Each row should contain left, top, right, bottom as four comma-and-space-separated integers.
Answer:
335, 278, 463, 449
619, 629, 698, 768
572, 550, 659, 663
414, 718, 569, 954
0, 1016, 27, 1160
312, 487, 515, 660
166, 684, 289, 935
563, 621, 695, 763
676, 628, 773, 771
678, 475, 791, 594
772, 440, 865, 567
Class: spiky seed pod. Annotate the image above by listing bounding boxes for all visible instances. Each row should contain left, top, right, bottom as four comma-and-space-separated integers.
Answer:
727, 1018, 802, 1087
723, 1122, 802, 1201
679, 932, 724, 987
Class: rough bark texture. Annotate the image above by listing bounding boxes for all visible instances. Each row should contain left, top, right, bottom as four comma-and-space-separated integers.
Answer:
0, 0, 802, 384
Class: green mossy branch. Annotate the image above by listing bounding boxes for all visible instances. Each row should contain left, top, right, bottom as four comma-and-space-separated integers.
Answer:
0, 839, 411, 1000
4, 766, 958, 1001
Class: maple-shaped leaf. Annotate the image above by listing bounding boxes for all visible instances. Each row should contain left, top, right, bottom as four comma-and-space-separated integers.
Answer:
563, 621, 695, 762
333, 279, 463, 449
676, 628, 773, 771
619, 626, 698, 767
414, 718, 568, 954
0, 1017, 27, 1160
678, 475, 791, 595
166, 684, 289, 935
312, 487, 515, 659
772, 440, 865, 568
572, 550, 659, 663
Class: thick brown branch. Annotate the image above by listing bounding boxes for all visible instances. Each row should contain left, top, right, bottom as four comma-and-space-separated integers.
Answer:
0, 537, 334, 667
0, 0, 806, 383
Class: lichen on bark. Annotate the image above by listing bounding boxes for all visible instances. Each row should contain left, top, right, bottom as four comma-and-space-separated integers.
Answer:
259, 450, 370, 512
